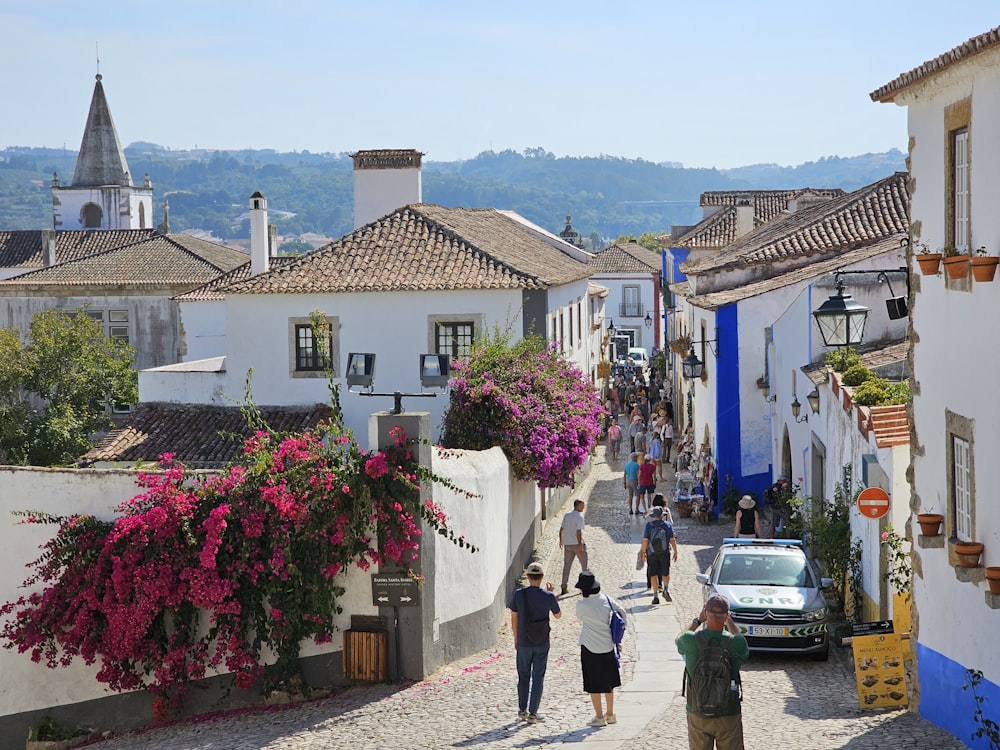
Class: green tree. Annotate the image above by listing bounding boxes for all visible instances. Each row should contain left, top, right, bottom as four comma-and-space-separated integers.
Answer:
0, 309, 138, 465
278, 239, 313, 255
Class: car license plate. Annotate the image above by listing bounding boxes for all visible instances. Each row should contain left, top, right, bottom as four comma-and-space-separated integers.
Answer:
749, 625, 788, 637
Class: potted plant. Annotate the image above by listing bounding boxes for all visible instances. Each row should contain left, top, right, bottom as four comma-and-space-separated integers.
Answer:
916, 510, 944, 537
971, 246, 999, 282
985, 567, 1000, 595
942, 246, 971, 279
954, 540, 984, 568
915, 244, 943, 276
669, 335, 692, 355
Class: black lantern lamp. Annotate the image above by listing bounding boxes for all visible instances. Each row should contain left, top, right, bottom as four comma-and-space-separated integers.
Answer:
806, 387, 820, 414
791, 396, 809, 423
644, 312, 652, 328
812, 277, 870, 348
607, 319, 615, 336
680, 328, 720, 380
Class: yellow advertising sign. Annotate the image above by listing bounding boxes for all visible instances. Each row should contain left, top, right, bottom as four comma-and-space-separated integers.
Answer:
852, 632, 908, 709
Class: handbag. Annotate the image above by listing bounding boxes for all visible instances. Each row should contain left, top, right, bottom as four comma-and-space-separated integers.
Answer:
605, 594, 626, 645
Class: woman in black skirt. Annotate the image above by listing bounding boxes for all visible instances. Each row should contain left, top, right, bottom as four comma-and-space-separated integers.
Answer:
574, 571, 626, 727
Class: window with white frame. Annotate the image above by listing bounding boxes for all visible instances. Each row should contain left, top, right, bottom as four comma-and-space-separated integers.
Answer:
953, 128, 969, 252
288, 316, 338, 378
622, 286, 641, 318
953, 434, 972, 541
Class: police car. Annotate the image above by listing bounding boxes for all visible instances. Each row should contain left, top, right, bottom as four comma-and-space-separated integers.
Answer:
695, 538, 832, 660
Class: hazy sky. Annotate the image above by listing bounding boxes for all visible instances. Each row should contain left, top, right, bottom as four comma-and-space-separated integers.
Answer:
3, 1, 998, 169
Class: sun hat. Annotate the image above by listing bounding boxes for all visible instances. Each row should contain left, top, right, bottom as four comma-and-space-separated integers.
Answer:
574, 570, 601, 595
705, 593, 730, 613
524, 561, 545, 576
738, 495, 756, 510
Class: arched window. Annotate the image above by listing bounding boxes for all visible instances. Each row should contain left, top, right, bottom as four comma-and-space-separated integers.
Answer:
82, 203, 103, 229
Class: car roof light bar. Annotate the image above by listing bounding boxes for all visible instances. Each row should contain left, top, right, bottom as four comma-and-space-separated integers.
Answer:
722, 538, 803, 547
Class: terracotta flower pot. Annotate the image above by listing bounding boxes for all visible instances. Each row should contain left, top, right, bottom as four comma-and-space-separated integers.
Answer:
917, 513, 944, 537
916, 253, 942, 275
985, 567, 1000, 595
943, 255, 971, 279
955, 541, 984, 568
971, 256, 999, 282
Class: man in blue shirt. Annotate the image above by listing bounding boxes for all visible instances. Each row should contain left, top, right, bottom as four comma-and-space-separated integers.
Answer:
623, 452, 641, 514
508, 561, 561, 723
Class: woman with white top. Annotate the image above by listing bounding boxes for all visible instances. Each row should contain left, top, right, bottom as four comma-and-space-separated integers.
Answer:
574, 570, 626, 727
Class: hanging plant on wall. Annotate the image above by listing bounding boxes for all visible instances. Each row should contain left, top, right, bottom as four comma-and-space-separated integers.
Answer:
669, 335, 692, 355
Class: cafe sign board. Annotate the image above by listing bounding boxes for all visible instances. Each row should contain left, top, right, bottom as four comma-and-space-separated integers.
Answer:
852, 632, 908, 709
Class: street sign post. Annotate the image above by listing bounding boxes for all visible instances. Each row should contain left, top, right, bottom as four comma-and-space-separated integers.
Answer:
371, 574, 420, 607
857, 487, 891, 519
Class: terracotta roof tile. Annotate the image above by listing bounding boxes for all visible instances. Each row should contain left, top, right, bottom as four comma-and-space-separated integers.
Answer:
683, 173, 908, 274
0, 229, 154, 269
222, 204, 591, 295
173, 256, 299, 301
871, 26, 1000, 102
80, 402, 333, 469
673, 189, 846, 249
588, 241, 660, 273
0, 234, 248, 290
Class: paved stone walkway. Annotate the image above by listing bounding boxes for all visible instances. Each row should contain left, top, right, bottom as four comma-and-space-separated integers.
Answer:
90, 446, 967, 749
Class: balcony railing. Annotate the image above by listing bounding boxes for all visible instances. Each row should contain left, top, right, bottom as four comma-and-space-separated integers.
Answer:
618, 303, 646, 318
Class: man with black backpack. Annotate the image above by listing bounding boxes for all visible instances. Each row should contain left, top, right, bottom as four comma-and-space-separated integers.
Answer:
676, 593, 750, 749
639, 506, 677, 604
509, 562, 562, 723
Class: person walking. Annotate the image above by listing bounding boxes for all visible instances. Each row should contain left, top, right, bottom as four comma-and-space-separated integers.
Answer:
675, 593, 749, 750
634, 425, 648, 466
607, 421, 623, 461
648, 431, 663, 482
623, 452, 641, 515
661, 417, 674, 470
558, 500, 588, 596
640, 506, 678, 604
733, 495, 762, 539
509, 562, 562, 723
574, 571, 625, 728
637, 455, 657, 515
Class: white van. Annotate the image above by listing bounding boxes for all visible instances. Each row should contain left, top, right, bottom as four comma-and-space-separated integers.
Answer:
627, 347, 649, 371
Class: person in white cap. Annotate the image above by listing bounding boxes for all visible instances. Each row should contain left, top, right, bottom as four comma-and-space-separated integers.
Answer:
733, 495, 762, 539
508, 561, 561, 723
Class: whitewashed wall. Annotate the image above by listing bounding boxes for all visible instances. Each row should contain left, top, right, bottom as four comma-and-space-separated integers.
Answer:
177, 299, 227, 362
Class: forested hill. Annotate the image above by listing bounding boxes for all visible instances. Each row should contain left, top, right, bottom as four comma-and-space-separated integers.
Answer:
0, 145, 906, 245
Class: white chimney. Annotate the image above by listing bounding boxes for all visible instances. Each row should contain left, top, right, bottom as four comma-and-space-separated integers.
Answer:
735, 194, 754, 238
249, 191, 269, 276
352, 149, 423, 229
40, 228, 57, 267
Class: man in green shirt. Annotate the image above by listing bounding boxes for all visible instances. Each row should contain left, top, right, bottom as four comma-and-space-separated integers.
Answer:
675, 593, 750, 750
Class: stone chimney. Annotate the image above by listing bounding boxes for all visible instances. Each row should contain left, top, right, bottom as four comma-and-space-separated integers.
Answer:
40, 229, 56, 267
735, 194, 754, 237
249, 191, 269, 276
787, 191, 830, 213
351, 149, 423, 229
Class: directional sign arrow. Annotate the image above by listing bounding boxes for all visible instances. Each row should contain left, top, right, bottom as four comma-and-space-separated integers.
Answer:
399, 596, 412, 603
377, 596, 390, 602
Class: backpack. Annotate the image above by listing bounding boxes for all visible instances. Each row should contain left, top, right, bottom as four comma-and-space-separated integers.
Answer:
518, 588, 550, 646
648, 522, 669, 554
682, 631, 741, 717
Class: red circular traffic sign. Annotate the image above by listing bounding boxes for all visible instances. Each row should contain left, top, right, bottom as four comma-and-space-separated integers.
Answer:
857, 487, 891, 519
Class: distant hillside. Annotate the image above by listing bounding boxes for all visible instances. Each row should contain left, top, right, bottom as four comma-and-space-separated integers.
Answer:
0, 145, 906, 245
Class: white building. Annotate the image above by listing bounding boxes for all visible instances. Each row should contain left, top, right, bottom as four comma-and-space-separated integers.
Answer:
872, 24, 1000, 740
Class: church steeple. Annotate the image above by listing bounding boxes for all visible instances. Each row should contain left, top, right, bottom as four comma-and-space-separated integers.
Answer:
52, 74, 153, 231
72, 74, 133, 188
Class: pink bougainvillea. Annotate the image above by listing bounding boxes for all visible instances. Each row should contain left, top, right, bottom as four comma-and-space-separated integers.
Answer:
439, 333, 604, 488
1, 412, 476, 716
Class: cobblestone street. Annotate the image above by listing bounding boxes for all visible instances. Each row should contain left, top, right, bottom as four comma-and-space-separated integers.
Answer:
90, 446, 967, 750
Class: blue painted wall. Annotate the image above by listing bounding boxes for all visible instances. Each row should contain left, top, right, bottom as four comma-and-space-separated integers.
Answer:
918, 642, 998, 748
714, 303, 770, 512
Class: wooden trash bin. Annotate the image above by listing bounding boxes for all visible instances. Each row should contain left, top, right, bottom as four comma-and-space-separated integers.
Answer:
343, 615, 388, 682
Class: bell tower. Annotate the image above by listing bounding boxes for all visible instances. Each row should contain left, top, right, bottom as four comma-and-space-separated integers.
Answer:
51, 74, 154, 230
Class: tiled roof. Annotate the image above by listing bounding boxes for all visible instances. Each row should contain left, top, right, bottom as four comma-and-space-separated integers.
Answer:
871, 26, 1000, 102
80, 402, 334, 469
72, 75, 132, 188
0, 229, 154, 269
673, 188, 846, 249
173, 256, 300, 301
683, 173, 908, 274
588, 241, 661, 273
0, 234, 248, 290
222, 204, 592, 295
686, 237, 904, 310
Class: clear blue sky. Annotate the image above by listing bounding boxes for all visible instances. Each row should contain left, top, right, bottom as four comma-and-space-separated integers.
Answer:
3, 1, 998, 169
